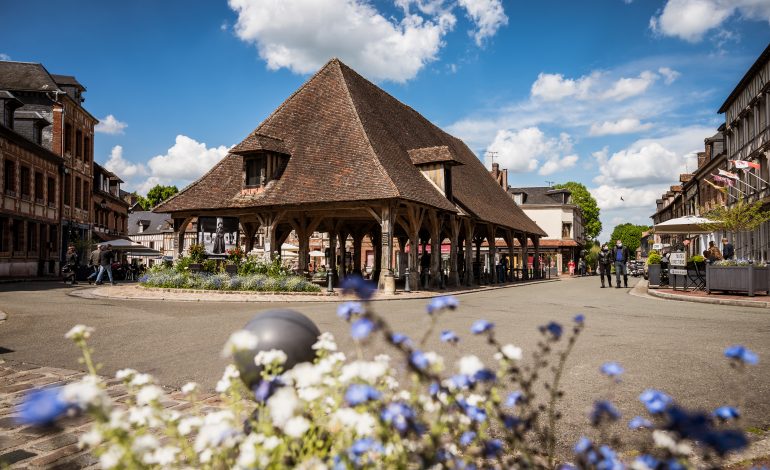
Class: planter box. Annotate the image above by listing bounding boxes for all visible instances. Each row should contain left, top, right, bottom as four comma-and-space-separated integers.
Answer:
647, 264, 662, 288
225, 264, 238, 275
189, 263, 202, 273
706, 264, 769, 297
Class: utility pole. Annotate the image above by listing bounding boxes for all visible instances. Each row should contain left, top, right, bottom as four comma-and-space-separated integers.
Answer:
485, 151, 498, 168
545, 180, 555, 188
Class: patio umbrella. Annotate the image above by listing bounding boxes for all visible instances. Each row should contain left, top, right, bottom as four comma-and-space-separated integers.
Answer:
97, 239, 163, 257
653, 215, 719, 234
309, 250, 325, 257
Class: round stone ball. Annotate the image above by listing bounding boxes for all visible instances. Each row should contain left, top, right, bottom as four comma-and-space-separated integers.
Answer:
234, 309, 321, 390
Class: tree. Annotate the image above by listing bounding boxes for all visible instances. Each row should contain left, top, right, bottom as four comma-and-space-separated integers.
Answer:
553, 182, 601, 241
145, 185, 179, 208
700, 200, 770, 258
609, 223, 649, 254
132, 193, 151, 211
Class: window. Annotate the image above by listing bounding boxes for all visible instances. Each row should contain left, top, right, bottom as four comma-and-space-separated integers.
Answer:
245, 155, 266, 187
4, 160, 15, 195
20, 166, 30, 199
0, 217, 7, 252
84, 136, 91, 163
75, 130, 83, 159
83, 182, 89, 211
64, 122, 73, 154
27, 221, 37, 253
562, 223, 572, 239
11, 220, 23, 252
64, 174, 71, 206
513, 193, 523, 205
47, 176, 55, 205
75, 177, 82, 208
34, 172, 43, 202
49, 225, 57, 253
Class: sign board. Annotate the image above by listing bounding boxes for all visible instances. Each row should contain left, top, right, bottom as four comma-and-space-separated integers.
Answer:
669, 252, 687, 267
669, 268, 688, 276
197, 216, 240, 256
652, 243, 663, 250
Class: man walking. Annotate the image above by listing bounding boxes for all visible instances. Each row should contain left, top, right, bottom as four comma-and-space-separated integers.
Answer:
63, 245, 79, 285
721, 237, 734, 260
612, 239, 632, 288
95, 244, 116, 285
597, 244, 612, 288
86, 245, 101, 284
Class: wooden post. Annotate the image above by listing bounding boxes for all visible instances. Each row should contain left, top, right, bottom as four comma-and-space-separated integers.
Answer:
328, 228, 337, 283
402, 205, 425, 291
518, 232, 529, 280
448, 215, 460, 287
464, 219, 475, 286
378, 205, 396, 293
352, 232, 364, 276
241, 221, 259, 253
429, 211, 442, 289
487, 224, 497, 284
173, 217, 193, 259
338, 229, 349, 279
505, 230, 515, 282
533, 236, 541, 279
257, 212, 285, 262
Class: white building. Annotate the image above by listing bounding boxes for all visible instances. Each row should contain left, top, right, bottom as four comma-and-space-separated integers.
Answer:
127, 211, 195, 266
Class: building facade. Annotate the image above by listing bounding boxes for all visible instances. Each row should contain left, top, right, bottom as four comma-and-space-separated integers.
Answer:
92, 163, 129, 242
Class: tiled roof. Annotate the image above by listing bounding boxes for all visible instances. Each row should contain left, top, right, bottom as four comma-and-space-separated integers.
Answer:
128, 211, 173, 236
508, 186, 571, 205
407, 146, 462, 165
0, 61, 60, 92
51, 74, 84, 90
230, 132, 289, 155
156, 59, 545, 236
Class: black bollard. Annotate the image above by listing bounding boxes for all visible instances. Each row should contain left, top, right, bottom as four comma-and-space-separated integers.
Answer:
404, 267, 411, 292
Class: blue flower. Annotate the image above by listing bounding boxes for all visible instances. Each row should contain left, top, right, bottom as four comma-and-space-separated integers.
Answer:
426, 296, 459, 314
348, 437, 384, 465
440, 330, 459, 343
502, 413, 522, 429
600, 362, 624, 377
573, 314, 585, 324
573, 436, 592, 454
597, 445, 623, 470
351, 318, 375, 341
505, 391, 523, 407
713, 405, 740, 421
470, 320, 494, 334
409, 350, 430, 371
482, 439, 503, 458
459, 431, 476, 446
639, 389, 672, 414
252, 379, 278, 403
17, 387, 69, 426
628, 416, 653, 429
666, 459, 686, 470
389, 332, 411, 346
634, 454, 659, 470
724, 345, 758, 365
590, 400, 621, 426
345, 384, 381, 406
337, 301, 364, 321
448, 374, 473, 390
558, 465, 577, 470
457, 399, 487, 422
540, 321, 563, 339
428, 382, 440, 396
380, 402, 416, 434
473, 368, 496, 382
341, 275, 377, 300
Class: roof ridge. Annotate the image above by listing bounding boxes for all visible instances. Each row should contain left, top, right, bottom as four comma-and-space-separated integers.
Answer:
153, 153, 232, 212
335, 60, 402, 198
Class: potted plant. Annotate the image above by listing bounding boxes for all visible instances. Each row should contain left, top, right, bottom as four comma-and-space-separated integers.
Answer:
187, 243, 207, 272
225, 246, 245, 275
646, 251, 662, 288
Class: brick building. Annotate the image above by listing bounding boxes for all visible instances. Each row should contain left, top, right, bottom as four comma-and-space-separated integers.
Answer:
92, 162, 129, 241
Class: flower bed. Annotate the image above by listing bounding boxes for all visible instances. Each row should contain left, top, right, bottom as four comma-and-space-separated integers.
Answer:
139, 270, 321, 293
17, 277, 759, 469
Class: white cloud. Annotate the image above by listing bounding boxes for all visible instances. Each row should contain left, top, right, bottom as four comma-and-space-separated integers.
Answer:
658, 66, 680, 84
487, 127, 577, 175
101, 136, 230, 195
530, 72, 595, 101
591, 183, 667, 211
457, 0, 508, 46
531, 70, 657, 102
601, 71, 658, 101
228, 0, 461, 83
95, 114, 128, 135
589, 118, 653, 136
650, 0, 770, 42
0, 53, 10, 61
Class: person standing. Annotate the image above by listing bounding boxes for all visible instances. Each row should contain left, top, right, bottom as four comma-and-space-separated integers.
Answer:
597, 244, 612, 288
95, 244, 116, 285
86, 246, 101, 284
63, 245, 79, 285
721, 237, 734, 260
612, 240, 631, 288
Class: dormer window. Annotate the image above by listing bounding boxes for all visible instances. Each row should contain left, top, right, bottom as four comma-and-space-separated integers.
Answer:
407, 145, 463, 200
245, 154, 267, 187
513, 193, 524, 205
230, 133, 291, 192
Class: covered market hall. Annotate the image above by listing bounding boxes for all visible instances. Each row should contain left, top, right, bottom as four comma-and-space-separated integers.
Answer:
154, 59, 546, 292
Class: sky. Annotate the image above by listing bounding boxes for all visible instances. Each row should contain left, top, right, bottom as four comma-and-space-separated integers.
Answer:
2, 0, 770, 240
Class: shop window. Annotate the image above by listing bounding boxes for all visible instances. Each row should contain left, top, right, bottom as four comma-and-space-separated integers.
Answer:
27, 221, 37, 253
11, 220, 23, 252
0, 217, 7, 252
562, 223, 572, 239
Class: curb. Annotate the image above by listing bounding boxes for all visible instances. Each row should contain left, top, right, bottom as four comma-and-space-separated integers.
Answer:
67, 278, 560, 303
646, 288, 770, 309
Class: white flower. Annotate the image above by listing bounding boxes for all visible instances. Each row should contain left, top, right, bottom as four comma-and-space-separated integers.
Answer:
62, 375, 110, 411
263, 435, 281, 450
65, 324, 94, 341
194, 410, 240, 453
255, 349, 288, 367
222, 330, 259, 358
296, 458, 329, 470
236, 433, 261, 469
467, 394, 485, 407
496, 344, 523, 361
100, 445, 124, 469
329, 408, 376, 436
136, 385, 164, 406
115, 368, 138, 381
297, 387, 322, 402
216, 364, 241, 393
146, 446, 179, 466
339, 360, 388, 384
284, 416, 311, 438
181, 382, 199, 395
128, 406, 160, 427
312, 332, 337, 351
424, 352, 444, 371
374, 354, 391, 364
132, 435, 159, 458
267, 387, 298, 428
283, 362, 323, 388
108, 409, 130, 431
178, 416, 203, 436
130, 373, 153, 387
458, 355, 485, 376
78, 428, 102, 449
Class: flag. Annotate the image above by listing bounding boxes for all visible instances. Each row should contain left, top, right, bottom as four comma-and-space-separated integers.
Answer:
704, 178, 727, 192
712, 174, 734, 187
731, 159, 760, 170
718, 169, 739, 180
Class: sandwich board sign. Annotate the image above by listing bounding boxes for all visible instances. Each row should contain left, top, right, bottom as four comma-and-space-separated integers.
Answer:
669, 252, 687, 267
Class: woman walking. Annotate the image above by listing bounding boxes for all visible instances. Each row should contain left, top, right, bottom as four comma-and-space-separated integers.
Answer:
597, 244, 612, 288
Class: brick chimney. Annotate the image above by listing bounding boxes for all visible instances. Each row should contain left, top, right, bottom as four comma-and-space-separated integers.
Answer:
697, 151, 706, 169
490, 163, 508, 190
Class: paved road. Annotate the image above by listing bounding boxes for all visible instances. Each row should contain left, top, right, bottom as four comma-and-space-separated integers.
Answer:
1, 277, 768, 454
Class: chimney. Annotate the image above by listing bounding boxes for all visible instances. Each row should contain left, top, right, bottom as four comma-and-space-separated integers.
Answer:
490, 163, 507, 190
502, 168, 508, 190
697, 151, 706, 169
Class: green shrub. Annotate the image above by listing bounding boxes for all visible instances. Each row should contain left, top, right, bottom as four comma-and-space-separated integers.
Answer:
689, 255, 705, 264
647, 252, 661, 265
174, 256, 192, 273
202, 259, 217, 273
187, 243, 207, 263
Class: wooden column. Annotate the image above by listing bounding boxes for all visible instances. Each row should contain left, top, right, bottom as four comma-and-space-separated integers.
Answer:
448, 215, 460, 287
402, 205, 425, 291
241, 221, 259, 253
338, 229, 349, 278
289, 215, 323, 276
464, 219, 475, 286
328, 228, 338, 282
352, 232, 364, 276
173, 217, 193, 259
505, 230, 515, 282
518, 233, 529, 280
532, 236, 540, 279
257, 212, 285, 262
378, 205, 395, 293
487, 224, 497, 285
428, 211, 442, 288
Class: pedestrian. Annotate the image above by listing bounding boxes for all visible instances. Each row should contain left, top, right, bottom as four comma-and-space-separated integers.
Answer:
611, 239, 632, 288
568, 259, 575, 276
578, 258, 586, 277
721, 237, 734, 260
597, 244, 612, 288
708, 240, 723, 262
86, 245, 100, 284
703, 249, 714, 265
95, 243, 116, 285
63, 245, 79, 285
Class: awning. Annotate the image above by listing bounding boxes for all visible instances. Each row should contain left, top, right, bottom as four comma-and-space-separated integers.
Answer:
96, 239, 162, 257
653, 215, 719, 234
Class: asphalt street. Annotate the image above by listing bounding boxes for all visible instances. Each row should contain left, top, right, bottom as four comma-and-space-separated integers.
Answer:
1, 276, 768, 454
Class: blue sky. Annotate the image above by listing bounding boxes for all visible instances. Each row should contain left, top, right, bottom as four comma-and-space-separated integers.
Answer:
2, 0, 769, 239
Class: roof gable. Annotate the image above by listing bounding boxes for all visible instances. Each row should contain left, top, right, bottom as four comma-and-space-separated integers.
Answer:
0, 61, 60, 92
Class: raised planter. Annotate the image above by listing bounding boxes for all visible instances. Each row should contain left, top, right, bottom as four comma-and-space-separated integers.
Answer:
189, 263, 202, 273
706, 264, 769, 297
647, 264, 662, 288
225, 264, 238, 275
